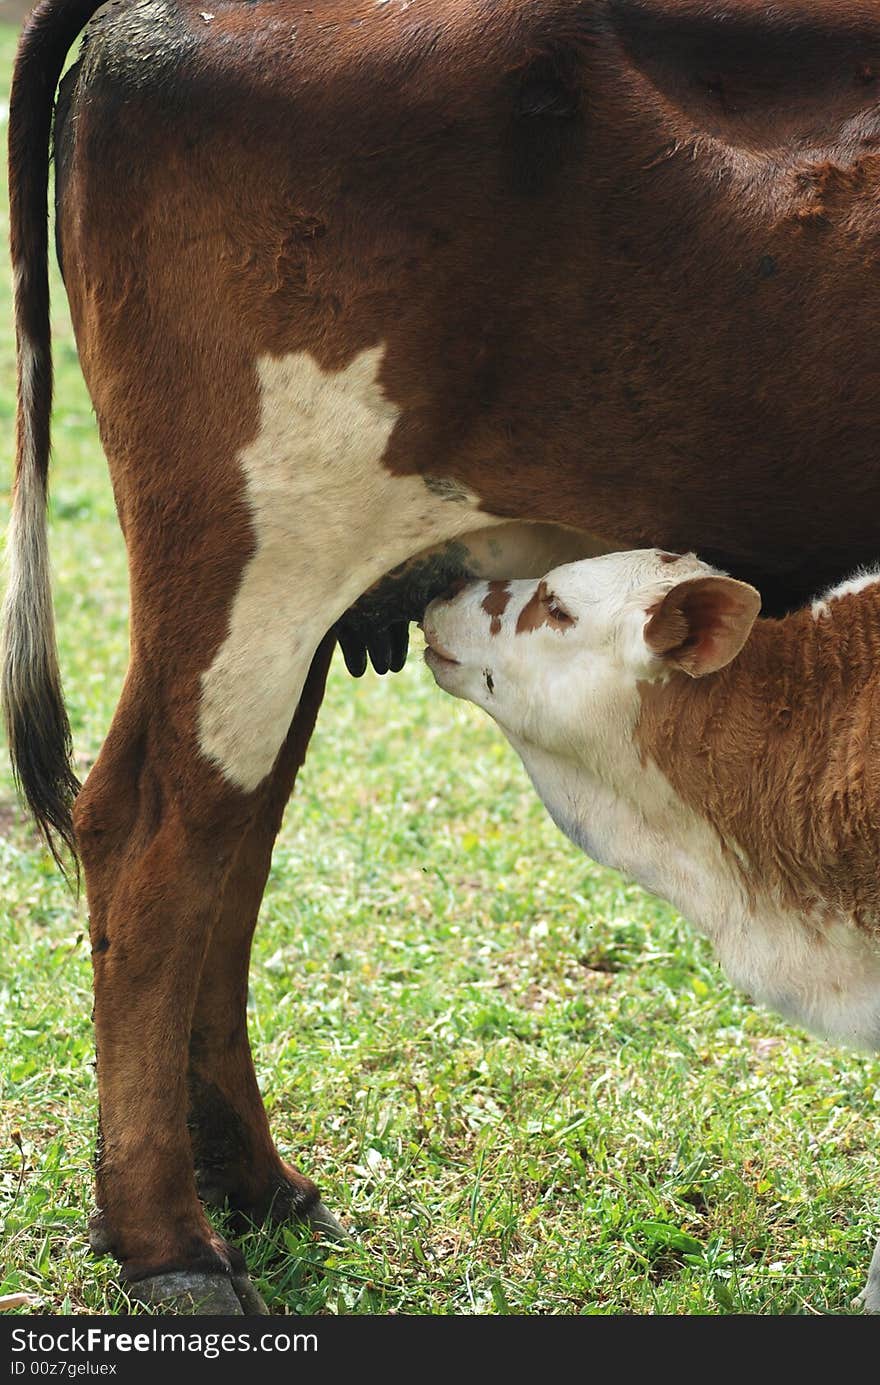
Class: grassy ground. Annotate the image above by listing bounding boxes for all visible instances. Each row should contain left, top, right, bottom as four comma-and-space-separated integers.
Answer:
1, 20, 878, 1317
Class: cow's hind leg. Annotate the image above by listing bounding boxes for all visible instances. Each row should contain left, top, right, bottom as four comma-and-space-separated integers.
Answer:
187, 634, 344, 1240
76, 658, 301, 1313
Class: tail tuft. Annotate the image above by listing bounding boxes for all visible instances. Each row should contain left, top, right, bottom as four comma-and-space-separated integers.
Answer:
2, 2, 105, 878
2, 415, 80, 876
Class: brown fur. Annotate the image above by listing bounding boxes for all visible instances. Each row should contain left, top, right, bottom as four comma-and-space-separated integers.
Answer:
54, 0, 880, 607
637, 590, 880, 931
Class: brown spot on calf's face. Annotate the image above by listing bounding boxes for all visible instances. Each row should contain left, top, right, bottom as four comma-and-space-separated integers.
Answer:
515, 580, 576, 634
481, 580, 512, 634
515, 580, 551, 634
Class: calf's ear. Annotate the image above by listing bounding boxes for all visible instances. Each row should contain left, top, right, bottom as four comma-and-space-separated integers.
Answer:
644, 576, 761, 677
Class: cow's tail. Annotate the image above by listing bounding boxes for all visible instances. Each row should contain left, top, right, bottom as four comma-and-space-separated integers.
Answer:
3, 2, 106, 873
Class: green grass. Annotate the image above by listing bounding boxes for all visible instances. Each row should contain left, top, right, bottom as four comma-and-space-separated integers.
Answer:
0, 19, 878, 1315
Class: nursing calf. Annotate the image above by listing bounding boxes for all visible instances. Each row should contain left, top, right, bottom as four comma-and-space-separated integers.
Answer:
424, 550, 880, 1310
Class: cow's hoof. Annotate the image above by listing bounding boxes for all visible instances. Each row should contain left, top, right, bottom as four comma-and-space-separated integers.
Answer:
129, 1270, 269, 1315
306, 1199, 349, 1243
230, 1272, 271, 1315
259, 1182, 350, 1243
88, 1211, 112, 1257
197, 1169, 349, 1243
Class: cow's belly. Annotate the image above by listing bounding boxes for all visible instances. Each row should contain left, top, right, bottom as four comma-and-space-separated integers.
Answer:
197, 345, 604, 792
336, 520, 608, 672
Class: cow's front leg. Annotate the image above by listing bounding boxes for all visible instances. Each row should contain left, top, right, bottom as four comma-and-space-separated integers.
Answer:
76, 673, 272, 1314
187, 635, 344, 1240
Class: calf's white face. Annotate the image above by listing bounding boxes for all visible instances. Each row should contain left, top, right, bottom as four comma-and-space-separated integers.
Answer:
423, 549, 760, 762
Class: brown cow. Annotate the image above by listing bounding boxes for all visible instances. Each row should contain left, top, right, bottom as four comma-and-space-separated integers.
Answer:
6, 0, 880, 1312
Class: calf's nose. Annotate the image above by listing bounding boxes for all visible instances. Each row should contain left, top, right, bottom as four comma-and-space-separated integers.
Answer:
418, 577, 471, 631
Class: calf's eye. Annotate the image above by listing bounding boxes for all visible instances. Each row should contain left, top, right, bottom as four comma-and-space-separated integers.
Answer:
545, 594, 574, 626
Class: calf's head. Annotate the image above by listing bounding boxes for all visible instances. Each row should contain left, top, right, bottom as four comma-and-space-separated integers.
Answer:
423, 551, 761, 760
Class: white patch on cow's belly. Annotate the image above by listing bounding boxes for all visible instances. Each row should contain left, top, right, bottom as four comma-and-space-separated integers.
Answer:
199, 346, 500, 791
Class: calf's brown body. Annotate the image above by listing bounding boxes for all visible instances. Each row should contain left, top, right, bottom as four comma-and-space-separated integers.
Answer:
639, 586, 880, 931
8, 0, 880, 1306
